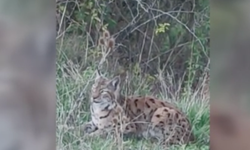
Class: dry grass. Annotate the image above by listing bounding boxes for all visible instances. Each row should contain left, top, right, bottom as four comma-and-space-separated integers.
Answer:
56, 36, 209, 150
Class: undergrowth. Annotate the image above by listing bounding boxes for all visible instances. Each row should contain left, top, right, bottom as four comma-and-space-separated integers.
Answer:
56, 36, 210, 150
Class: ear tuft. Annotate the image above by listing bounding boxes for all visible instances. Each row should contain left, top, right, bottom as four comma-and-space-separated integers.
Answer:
107, 76, 120, 91
95, 69, 102, 81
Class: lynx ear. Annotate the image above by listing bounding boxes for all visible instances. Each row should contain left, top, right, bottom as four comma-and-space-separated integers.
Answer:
95, 69, 102, 81
107, 76, 120, 91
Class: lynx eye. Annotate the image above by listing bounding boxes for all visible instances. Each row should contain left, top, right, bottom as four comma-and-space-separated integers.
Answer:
101, 92, 111, 99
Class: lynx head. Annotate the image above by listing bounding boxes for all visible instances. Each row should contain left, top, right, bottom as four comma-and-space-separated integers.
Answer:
91, 70, 121, 104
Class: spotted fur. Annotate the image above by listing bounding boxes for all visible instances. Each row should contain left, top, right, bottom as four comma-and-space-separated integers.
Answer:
81, 70, 136, 137
82, 71, 195, 145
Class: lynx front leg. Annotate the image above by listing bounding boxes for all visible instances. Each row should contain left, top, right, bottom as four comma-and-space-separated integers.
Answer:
81, 121, 109, 138
81, 121, 98, 135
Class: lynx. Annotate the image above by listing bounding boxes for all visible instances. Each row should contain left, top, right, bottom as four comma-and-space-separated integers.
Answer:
82, 71, 195, 146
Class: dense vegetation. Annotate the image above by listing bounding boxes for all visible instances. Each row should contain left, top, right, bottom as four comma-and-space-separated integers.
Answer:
56, 0, 210, 149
